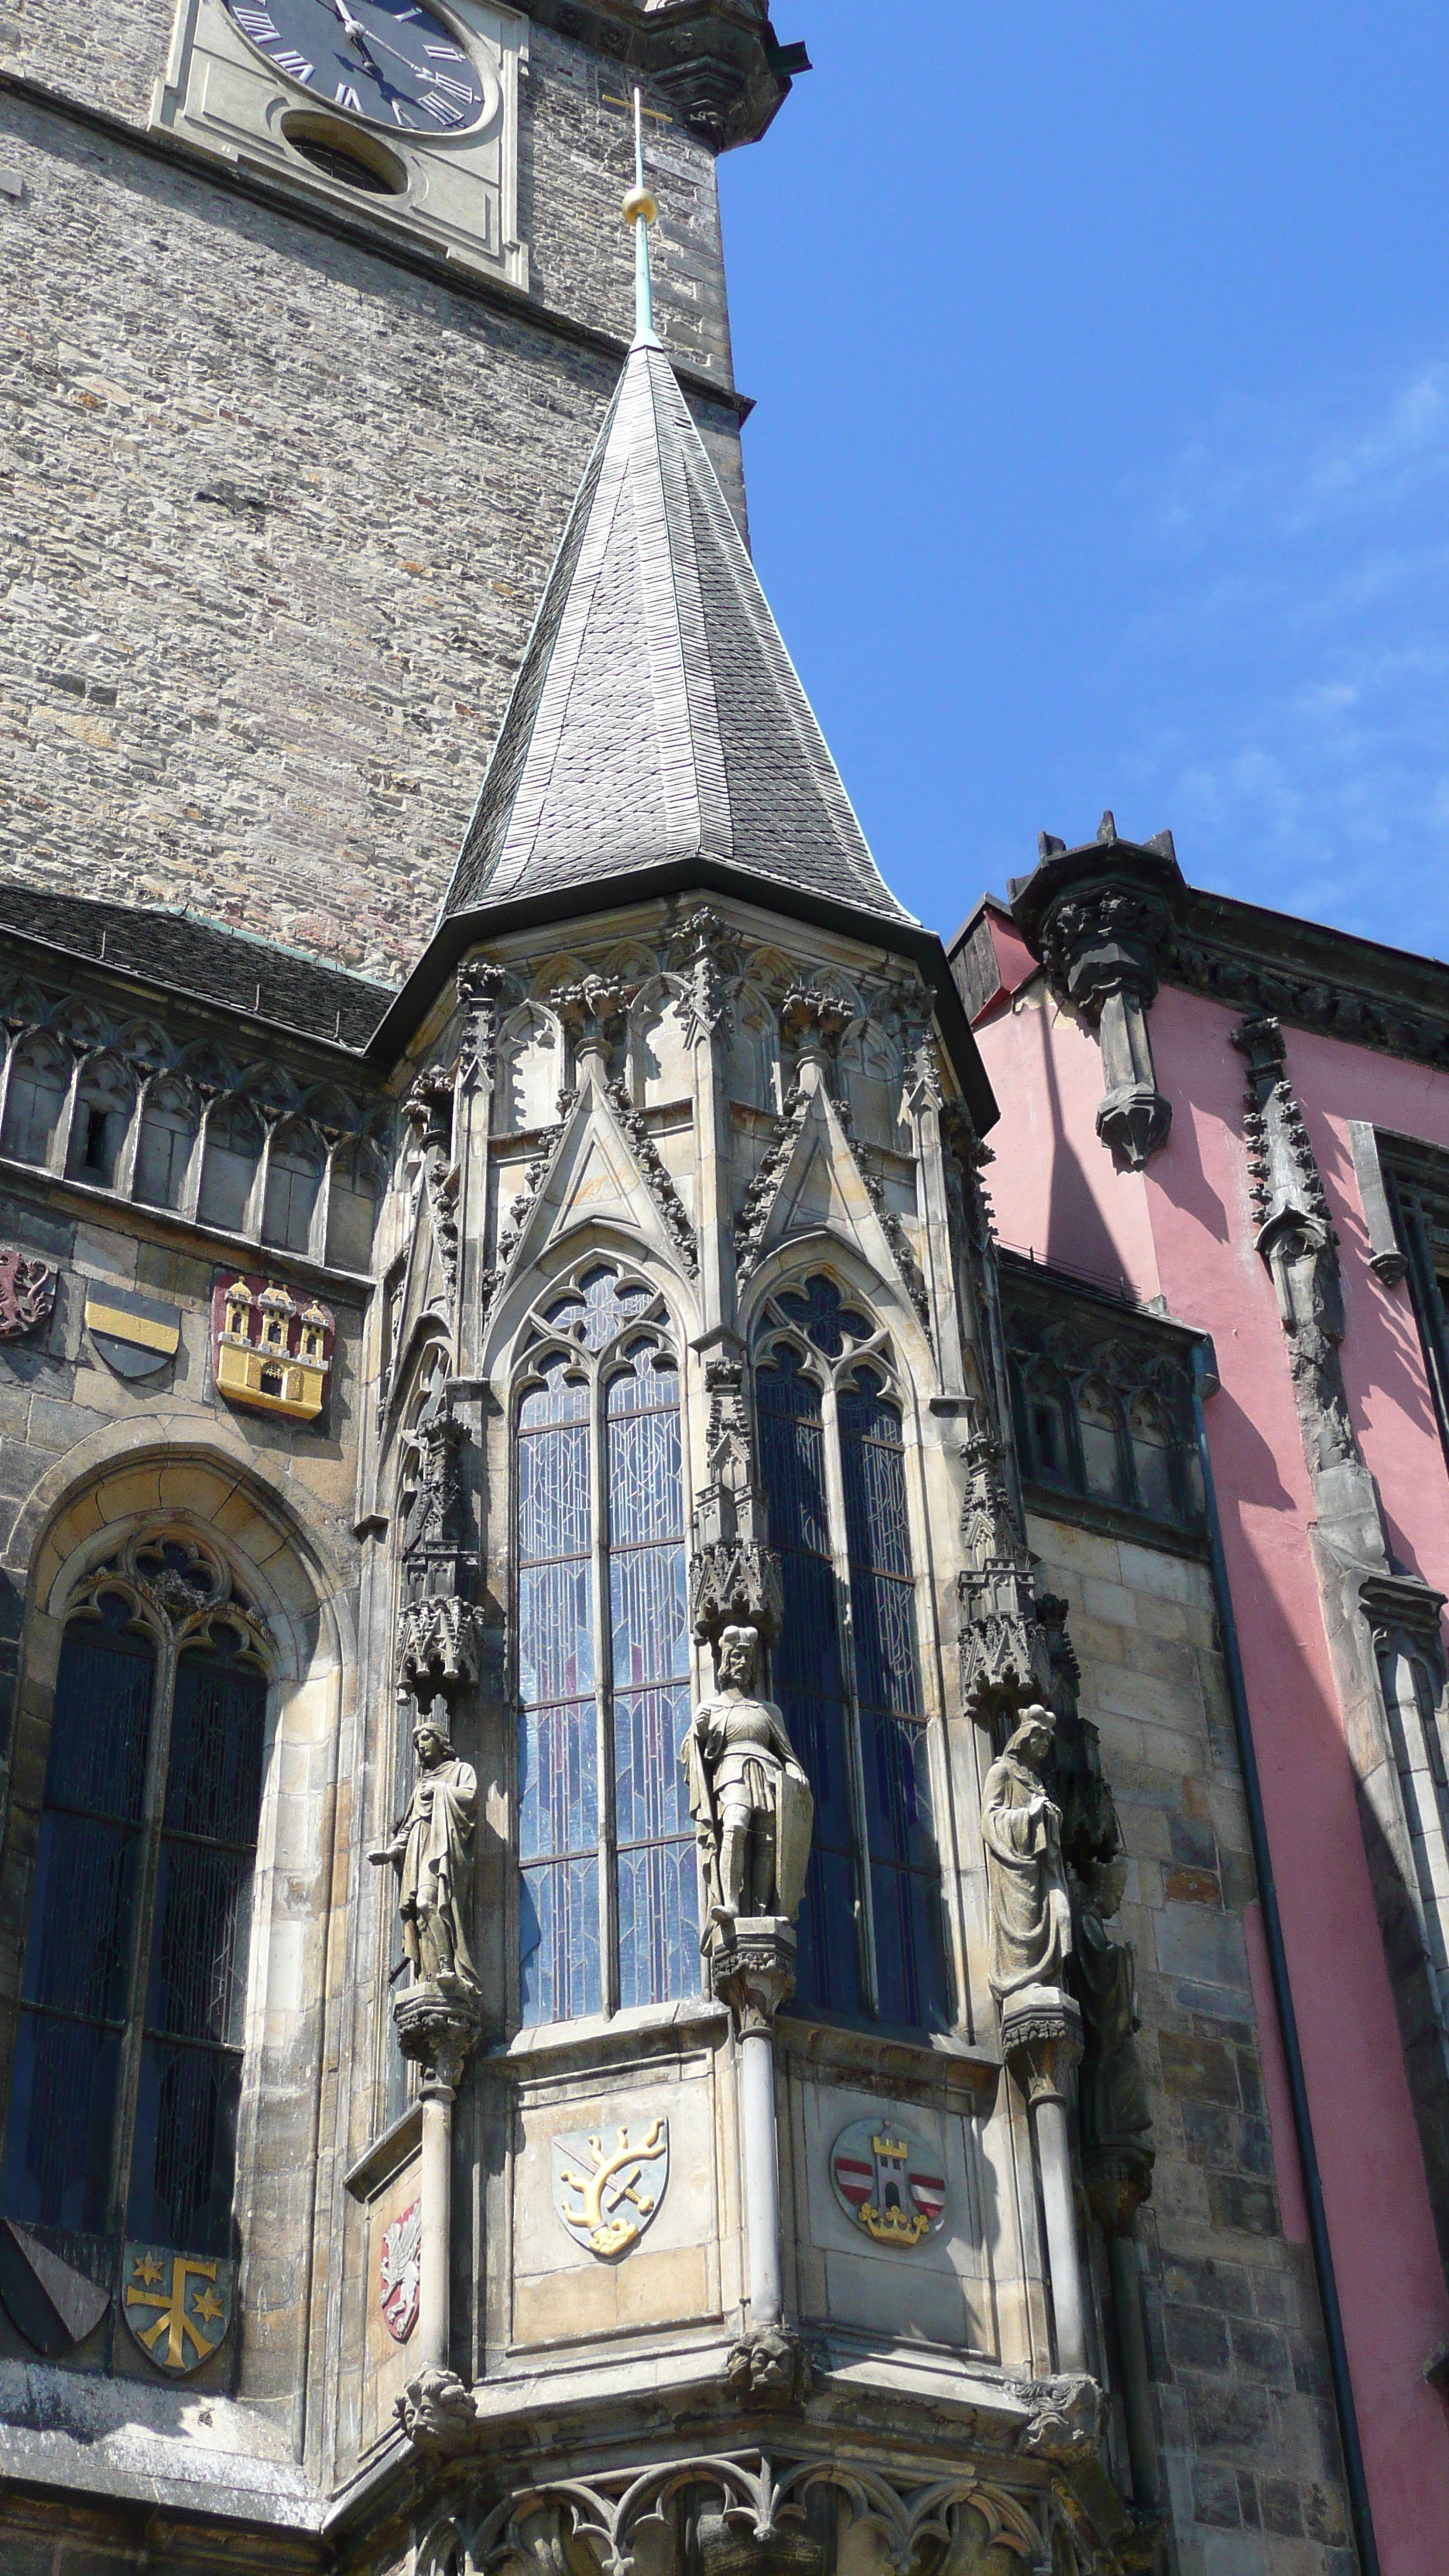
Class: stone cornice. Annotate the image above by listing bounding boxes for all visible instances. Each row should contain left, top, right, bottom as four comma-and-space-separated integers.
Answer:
1165, 885, 1449, 1076
529, 0, 804, 149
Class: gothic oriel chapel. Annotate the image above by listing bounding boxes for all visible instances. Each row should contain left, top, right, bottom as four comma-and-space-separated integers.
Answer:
5, 8, 1449, 2575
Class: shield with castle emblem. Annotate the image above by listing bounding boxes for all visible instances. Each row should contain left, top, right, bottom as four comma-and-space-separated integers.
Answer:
830, 2115, 947, 2248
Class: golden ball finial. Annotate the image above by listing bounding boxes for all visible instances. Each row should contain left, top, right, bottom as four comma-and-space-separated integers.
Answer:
622, 183, 658, 227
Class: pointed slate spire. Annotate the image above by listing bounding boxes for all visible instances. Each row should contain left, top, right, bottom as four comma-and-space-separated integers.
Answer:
444, 133, 914, 933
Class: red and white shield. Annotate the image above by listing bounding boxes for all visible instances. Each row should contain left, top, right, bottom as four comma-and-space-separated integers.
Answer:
379, 2197, 421, 2341
830, 2115, 947, 2247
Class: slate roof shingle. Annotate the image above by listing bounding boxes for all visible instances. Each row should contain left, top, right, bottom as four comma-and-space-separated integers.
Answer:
444, 337, 915, 930
0, 882, 392, 1050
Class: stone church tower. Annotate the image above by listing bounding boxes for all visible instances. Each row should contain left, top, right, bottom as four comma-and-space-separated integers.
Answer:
0, 10, 1360, 2574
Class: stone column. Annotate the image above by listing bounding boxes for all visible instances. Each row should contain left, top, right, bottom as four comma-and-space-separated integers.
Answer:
711, 1918, 810, 2404
395, 1990, 478, 2379
1088, 2152, 1160, 2510
1002, 1989, 1088, 2375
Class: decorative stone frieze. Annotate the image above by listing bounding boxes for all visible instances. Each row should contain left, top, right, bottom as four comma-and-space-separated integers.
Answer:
1009, 816, 1185, 1169
458, 2445, 1050, 2576
457, 956, 508, 1093
604, 1078, 699, 1275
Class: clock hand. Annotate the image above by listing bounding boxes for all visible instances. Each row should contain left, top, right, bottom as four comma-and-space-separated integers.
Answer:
347, 23, 459, 81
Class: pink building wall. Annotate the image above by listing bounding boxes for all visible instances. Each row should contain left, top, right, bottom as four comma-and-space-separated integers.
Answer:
975, 962, 1449, 2574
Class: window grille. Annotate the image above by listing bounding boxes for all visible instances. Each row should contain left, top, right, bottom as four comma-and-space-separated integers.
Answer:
0, 1533, 269, 2282
516, 1263, 696, 2026
755, 1275, 947, 2031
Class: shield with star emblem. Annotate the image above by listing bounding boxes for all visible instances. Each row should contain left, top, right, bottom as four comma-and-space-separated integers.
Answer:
121, 2244, 232, 2373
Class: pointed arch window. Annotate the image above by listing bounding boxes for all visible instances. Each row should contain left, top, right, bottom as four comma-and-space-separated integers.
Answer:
516, 1263, 697, 2025
755, 1276, 947, 2032
1, 1535, 269, 2275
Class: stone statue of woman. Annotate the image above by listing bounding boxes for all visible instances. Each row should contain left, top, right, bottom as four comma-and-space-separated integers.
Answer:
370, 1711, 478, 1992
980, 1703, 1073, 2003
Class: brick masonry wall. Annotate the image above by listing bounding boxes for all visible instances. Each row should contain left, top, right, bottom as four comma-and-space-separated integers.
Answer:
1026, 1507, 1355, 2576
0, 13, 745, 984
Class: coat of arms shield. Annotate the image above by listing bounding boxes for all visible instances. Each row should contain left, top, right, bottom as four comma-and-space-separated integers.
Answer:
121, 2244, 233, 2372
551, 2118, 669, 2260
379, 2197, 422, 2342
0, 1248, 57, 1345
830, 2115, 947, 2249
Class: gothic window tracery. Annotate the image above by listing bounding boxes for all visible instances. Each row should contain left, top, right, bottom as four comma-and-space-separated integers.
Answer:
134, 1075, 200, 1212
513, 1261, 696, 2026
1, 1034, 70, 1170
0, 1529, 270, 2276
67, 1056, 135, 1191
1005, 1282, 1204, 1532
753, 1272, 947, 2031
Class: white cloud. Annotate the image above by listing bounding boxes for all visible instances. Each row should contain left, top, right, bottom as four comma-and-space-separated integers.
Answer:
1112, 354, 1449, 954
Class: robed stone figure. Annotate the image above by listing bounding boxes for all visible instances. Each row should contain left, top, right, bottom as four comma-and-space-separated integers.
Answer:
981, 1703, 1073, 2002
371, 1714, 478, 1991
685, 1624, 813, 1925
1073, 1856, 1152, 2157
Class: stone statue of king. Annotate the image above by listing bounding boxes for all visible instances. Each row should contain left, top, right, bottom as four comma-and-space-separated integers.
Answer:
684, 1622, 813, 1929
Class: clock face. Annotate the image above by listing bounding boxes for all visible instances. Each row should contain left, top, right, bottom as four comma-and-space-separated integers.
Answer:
221, 0, 492, 135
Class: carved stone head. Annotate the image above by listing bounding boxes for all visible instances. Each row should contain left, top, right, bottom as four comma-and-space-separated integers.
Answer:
1008, 1702, 1057, 1771
718, 1622, 760, 1691
413, 1718, 450, 1768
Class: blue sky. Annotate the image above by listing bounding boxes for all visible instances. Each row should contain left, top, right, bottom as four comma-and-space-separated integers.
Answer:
716, 2, 1449, 958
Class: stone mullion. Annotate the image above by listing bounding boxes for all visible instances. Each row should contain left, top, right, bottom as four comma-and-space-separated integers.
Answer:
114, 1066, 148, 1203
591, 1355, 618, 2019
104, 1614, 180, 2255
53, 1044, 86, 1180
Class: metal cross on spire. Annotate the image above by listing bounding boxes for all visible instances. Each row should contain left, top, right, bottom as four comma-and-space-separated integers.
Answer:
622, 86, 660, 346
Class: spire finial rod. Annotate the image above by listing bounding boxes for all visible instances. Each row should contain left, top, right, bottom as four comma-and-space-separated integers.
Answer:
622, 84, 659, 346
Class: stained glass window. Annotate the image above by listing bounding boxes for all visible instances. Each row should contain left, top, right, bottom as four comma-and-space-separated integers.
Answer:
1, 1553, 269, 2297
757, 1276, 946, 2032
516, 1266, 696, 2026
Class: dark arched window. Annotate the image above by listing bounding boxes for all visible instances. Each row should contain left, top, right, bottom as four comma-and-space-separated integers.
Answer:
516, 1265, 695, 2025
756, 1279, 947, 2033
2, 1547, 268, 2277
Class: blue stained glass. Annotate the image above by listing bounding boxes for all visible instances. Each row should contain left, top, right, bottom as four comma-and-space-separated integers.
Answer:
840, 1372, 947, 2030
519, 1697, 598, 1864
608, 1354, 697, 2006
519, 1353, 600, 2025
547, 1266, 650, 1351
521, 1853, 601, 2025
758, 1351, 864, 2019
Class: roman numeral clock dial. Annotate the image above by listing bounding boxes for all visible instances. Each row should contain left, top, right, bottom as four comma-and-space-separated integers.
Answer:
221, 0, 489, 133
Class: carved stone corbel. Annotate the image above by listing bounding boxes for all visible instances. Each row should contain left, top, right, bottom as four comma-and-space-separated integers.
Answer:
1009, 815, 1184, 1170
